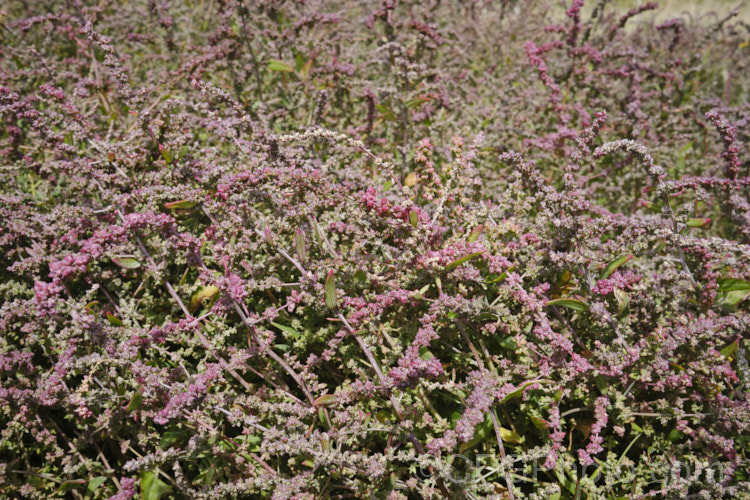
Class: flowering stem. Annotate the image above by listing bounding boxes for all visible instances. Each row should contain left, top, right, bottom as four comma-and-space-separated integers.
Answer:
95, 188, 258, 394
456, 322, 516, 500
595, 140, 696, 285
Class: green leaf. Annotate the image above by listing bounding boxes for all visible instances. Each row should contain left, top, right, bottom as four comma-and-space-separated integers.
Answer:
319, 436, 332, 452
414, 284, 430, 298
112, 257, 141, 269
267, 59, 294, 72
193, 463, 216, 486
475, 312, 498, 322
448, 411, 462, 427
409, 210, 419, 228
84, 300, 100, 315
404, 172, 418, 187
310, 447, 327, 461
486, 271, 508, 284
501, 379, 553, 403
86, 476, 107, 496
555, 269, 573, 289
686, 217, 711, 228
588, 465, 602, 481
159, 147, 173, 164
140, 471, 172, 500
54, 480, 86, 496
270, 321, 300, 339
613, 287, 630, 315
419, 347, 435, 360
318, 407, 330, 429
241, 434, 262, 452
325, 270, 337, 309
27, 474, 43, 488
554, 389, 563, 403
159, 431, 187, 450
126, 393, 143, 412
164, 200, 197, 210
530, 415, 548, 430
313, 394, 338, 407
404, 97, 430, 109
294, 52, 305, 72
721, 339, 739, 359
384, 472, 397, 493
486, 265, 515, 284
106, 312, 123, 326
467, 224, 484, 243
717, 288, 750, 309
499, 426, 522, 444
717, 278, 750, 292
667, 428, 684, 443
376, 410, 391, 423
599, 254, 633, 280
498, 335, 516, 350
375, 103, 397, 121
555, 466, 577, 495
546, 298, 589, 312
295, 228, 307, 264
445, 251, 484, 271
189, 285, 219, 313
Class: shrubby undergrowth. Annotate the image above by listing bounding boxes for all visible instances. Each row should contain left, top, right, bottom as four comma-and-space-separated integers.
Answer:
1, 0, 750, 498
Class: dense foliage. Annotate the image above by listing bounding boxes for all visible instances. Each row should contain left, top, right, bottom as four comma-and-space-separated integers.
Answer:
1, 0, 750, 498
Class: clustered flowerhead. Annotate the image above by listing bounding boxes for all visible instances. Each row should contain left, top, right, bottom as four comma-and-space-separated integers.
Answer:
1, 0, 749, 499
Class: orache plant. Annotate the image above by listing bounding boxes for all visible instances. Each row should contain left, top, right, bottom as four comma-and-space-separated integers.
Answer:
0, 0, 749, 499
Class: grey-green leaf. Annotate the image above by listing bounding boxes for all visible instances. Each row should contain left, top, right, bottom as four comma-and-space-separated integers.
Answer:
270, 321, 301, 339
140, 471, 172, 500
295, 228, 307, 264
546, 298, 589, 312
164, 200, 197, 210
267, 59, 295, 72
599, 254, 633, 280
125, 393, 143, 412
467, 224, 484, 243
613, 287, 630, 315
717, 288, 750, 309
86, 477, 107, 496
445, 251, 484, 271
112, 257, 141, 269
686, 217, 711, 228
717, 278, 750, 292
409, 210, 419, 228
325, 270, 337, 309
